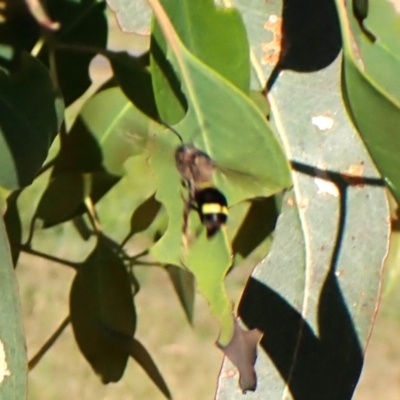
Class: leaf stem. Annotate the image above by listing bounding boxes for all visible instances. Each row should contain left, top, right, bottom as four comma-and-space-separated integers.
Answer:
28, 315, 71, 370
55, 42, 106, 56
18, 245, 78, 269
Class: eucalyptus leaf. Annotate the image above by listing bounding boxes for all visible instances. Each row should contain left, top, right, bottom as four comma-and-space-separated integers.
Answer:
0, 216, 27, 399
185, 228, 233, 345
148, 0, 290, 268
128, 338, 171, 399
108, 51, 159, 120
107, 0, 152, 35
165, 264, 195, 323
216, 0, 389, 398
69, 86, 152, 176
97, 153, 159, 244
40, 0, 108, 105
0, 52, 62, 189
4, 191, 22, 266
0, 1, 39, 71
150, 0, 251, 123
336, 0, 400, 204
70, 236, 136, 383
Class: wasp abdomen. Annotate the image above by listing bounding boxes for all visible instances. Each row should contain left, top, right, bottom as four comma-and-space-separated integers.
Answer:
195, 187, 228, 237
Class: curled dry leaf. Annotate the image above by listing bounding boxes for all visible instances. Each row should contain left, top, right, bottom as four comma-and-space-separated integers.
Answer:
25, 0, 60, 30
218, 319, 262, 393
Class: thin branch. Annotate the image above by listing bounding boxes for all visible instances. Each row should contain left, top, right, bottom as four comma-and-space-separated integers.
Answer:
18, 245, 78, 269
55, 42, 105, 56
84, 194, 102, 234
36, 158, 56, 176
132, 260, 165, 267
24, 216, 37, 247
28, 315, 71, 370
123, 248, 149, 261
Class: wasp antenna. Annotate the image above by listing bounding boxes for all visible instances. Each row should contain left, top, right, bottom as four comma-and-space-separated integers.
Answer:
159, 119, 184, 144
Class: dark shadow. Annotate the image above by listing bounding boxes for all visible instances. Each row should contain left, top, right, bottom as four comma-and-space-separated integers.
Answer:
0, 1, 39, 71
109, 52, 160, 120
267, 0, 342, 90
238, 162, 384, 399
232, 197, 278, 259
150, 34, 188, 123
352, 0, 376, 43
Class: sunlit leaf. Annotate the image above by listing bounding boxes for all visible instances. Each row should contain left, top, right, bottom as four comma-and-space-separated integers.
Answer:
215, 0, 389, 397
336, 0, 400, 204
151, 0, 251, 123
185, 228, 233, 345
148, 0, 290, 267
107, 0, 152, 35
0, 216, 27, 398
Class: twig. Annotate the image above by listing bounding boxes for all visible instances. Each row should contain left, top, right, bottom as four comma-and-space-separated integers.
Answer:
28, 315, 71, 370
18, 245, 78, 269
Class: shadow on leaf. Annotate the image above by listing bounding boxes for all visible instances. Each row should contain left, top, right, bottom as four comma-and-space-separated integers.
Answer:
238, 164, 385, 400
267, 0, 342, 90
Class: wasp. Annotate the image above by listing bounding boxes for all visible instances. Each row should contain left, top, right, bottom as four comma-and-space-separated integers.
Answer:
175, 144, 228, 237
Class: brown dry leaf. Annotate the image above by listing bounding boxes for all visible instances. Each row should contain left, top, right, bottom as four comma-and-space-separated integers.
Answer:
25, 0, 60, 30
217, 319, 262, 392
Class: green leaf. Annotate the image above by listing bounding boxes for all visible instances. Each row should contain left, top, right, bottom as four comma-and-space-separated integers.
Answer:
231, 197, 278, 262
129, 338, 171, 400
35, 85, 155, 227
148, 0, 290, 266
4, 191, 22, 266
0, 53, 62, 189
41, 0, 108, 105
0, 216, 27, 399
35, 173, 84, 225
96, 325, 172, 399
151, 0, 250, 123
35, 171, 119, 227
148, 131, 185, 265
186, 228, 233, 345
165, 264, 195, 323
216, 0, 389, 396
335, 0, 400, 204
69, 86, 153, 176
108, 52, 159, 120
70, 236, 136, 383
96, 153, 159, 244
127, 194, 162, 239
151, 31, 187, 124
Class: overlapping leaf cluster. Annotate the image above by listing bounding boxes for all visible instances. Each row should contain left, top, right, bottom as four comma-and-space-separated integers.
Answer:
0, 0, 291, 398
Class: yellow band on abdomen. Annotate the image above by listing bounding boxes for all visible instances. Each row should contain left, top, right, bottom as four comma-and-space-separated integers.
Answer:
202, 203, 228, 215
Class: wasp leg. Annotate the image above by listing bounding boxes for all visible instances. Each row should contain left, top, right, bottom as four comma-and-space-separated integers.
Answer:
181, 193, 192, 249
